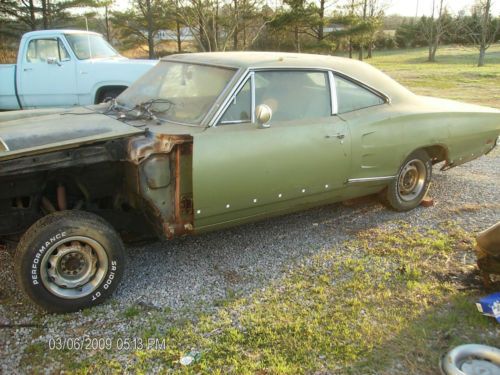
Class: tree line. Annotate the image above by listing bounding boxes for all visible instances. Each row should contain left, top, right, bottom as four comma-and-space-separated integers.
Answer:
0, 0, 499, 66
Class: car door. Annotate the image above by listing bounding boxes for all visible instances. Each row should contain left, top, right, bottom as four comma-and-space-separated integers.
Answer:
331, 74, 398, 182
192, 69, 351, 229
18, 36, 77, 108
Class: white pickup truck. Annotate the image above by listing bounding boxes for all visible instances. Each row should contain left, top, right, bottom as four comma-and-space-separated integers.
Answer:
0, 30, 157, 110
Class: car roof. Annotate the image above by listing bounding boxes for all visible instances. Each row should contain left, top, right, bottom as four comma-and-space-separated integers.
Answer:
165, 51, 414, 103
22, 29, 101, 39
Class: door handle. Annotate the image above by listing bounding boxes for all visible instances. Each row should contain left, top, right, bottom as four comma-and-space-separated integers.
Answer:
326, 133, 345, 139
23, 68, 32, 72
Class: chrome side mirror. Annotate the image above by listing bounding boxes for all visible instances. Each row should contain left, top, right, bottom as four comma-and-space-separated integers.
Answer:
255, 104, 272, 129
47, 57, 61, 66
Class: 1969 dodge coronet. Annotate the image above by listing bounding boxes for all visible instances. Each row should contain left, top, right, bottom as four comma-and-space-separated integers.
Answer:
0, 52, 499, 312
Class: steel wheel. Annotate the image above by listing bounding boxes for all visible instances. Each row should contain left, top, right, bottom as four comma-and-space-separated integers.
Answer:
15, 211, 124, 313
397, 159, 427, 202
383, 149, 432, 212
40, 236, 108, 299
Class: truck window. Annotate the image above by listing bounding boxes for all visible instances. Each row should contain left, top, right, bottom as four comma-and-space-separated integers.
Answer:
65, 34, 119, 60
26, 38, 70, 63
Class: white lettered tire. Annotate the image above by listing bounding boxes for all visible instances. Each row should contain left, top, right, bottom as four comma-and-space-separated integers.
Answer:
14, 211, 124, 313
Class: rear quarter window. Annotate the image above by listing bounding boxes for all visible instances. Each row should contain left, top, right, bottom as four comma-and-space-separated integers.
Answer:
335, 75, 385, 114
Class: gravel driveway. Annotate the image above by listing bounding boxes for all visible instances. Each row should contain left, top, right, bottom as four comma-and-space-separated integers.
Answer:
1, 148, 499, 373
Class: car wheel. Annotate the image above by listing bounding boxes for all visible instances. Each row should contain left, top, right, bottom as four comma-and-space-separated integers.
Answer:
14, 211, 125, 313
384, 149, 432, 211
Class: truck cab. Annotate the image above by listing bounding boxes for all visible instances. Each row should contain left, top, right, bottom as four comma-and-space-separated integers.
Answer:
0, 30, 157, 110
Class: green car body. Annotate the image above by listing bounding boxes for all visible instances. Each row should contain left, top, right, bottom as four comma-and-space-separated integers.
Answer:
1, 52, 499, 312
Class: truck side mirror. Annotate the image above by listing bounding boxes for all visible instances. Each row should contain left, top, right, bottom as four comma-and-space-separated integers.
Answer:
47, 57, 61, 66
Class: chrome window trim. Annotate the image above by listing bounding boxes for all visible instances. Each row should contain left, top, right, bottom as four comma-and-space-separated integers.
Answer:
328, 71, 338, 115
219, 120, 249, 124
347, 176, 395, 184
249, 66, 391, 104
209, 65, 391, 127
218, 72, 254, 125
0, 137, 9, 152
209, 68, 251, 127
212, 68, 334, 127
250, 72, 256, 123
333, 72, 389, 115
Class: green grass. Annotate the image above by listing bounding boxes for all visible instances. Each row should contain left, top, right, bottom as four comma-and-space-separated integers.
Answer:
365, 44, 500, 108
123, 304, 142, 319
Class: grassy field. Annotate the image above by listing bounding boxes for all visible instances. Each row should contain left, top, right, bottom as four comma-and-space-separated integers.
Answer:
367, 44, 500, 109
10, 45, 500, 374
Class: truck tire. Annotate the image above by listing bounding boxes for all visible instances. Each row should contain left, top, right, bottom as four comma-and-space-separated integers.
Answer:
383, 149, 432, 211
14, 211, 125, 313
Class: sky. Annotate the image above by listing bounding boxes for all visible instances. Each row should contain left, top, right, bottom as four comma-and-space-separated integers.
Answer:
113, 0, 500, 16
387, 0, 500, 17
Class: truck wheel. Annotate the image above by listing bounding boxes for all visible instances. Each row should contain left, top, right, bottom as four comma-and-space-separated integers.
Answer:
14, 211, 124, 313
383, 150, 432, 211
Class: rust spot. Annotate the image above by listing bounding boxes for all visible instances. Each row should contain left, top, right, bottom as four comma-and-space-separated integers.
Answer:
171, 143, 195, 237
127, 132, 194, 239
127, 132, 191, 164
180, 195, 193, 214
162, 222, 175, 240
175, 145, 182, 224
57, 183, 67, 211
420, 196, 434, 207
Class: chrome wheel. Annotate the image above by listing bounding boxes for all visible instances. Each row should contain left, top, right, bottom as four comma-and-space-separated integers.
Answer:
397, 159, 427, 202
40, 236, 108, 299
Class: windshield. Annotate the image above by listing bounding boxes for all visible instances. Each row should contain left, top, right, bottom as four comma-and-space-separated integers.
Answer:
65, 33, 119, 60
116, 61, 236, 125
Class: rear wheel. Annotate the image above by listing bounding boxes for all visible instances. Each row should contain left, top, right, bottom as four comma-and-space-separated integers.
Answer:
14, 211, 124, 313
384, 150, 432, 211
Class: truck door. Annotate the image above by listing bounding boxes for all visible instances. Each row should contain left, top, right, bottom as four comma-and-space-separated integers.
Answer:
18, 37, 77, 108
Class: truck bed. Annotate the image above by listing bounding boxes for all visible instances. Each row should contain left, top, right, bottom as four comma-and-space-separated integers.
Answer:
0, 65, 20, 110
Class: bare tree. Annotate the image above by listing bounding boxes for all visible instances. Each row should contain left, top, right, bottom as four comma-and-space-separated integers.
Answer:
348, 0, 356, 58
176, 0, 266, 51
419, 0, 447, 62
26, 0, 37, 30
461, 0, 500, 66
357, 0, 367, 59
176, 0, 223, 51
144, 0, 155, 57
366, 0, 386, 58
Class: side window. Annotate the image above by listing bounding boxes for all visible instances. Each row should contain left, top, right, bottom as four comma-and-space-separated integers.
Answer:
26, 38, 70, 63
334, 75, 384, 114
255, 71, 331, 122
220, 79, 251, 124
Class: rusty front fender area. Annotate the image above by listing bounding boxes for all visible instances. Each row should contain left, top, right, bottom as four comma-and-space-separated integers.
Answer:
127, 130, 189, 164
126, 131, 194, 239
